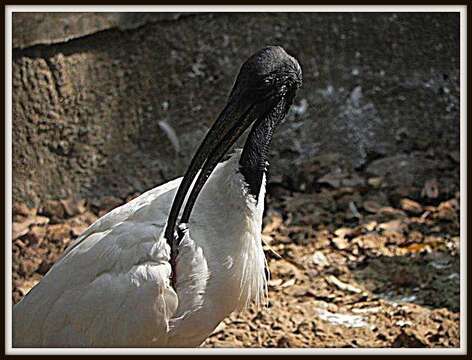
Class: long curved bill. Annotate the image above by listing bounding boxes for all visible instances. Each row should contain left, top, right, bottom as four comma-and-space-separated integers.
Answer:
164, 90, 274, 245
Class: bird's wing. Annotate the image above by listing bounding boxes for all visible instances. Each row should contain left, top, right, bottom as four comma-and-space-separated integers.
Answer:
13, 179, 182, 348
62, 177, 182, 258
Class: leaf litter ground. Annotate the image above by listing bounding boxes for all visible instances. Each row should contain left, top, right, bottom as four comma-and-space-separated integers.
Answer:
12, 149, 460, 348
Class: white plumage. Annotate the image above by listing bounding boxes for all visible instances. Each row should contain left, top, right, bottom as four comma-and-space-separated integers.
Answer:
13, 46, 302, 348
13, 151, 268, 347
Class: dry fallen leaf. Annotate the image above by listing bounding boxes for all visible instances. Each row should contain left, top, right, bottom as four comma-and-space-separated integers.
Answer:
60, 197, 87, 217
46, 223, 72, 242
332, 236, 349, 250
363, 200, 382, 214
12, 215, 50, 240
368, 177, 383, 188
281, 278, 296, 288
400, 198, 423, 215
13, 202, 35, 217
312, 251, 330, 267
12, 221, 32, 240
325, 275, 363, 294
378, 220, 404, 232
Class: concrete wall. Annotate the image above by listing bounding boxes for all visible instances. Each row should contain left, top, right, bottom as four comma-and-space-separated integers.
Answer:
12, 12, 460, 205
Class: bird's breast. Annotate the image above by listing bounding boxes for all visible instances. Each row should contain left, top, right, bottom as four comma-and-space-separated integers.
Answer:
168, 150, 268, 346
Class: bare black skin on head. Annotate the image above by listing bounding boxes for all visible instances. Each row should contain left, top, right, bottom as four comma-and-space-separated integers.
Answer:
164, 46, 302, 286
238, 47, 302, 197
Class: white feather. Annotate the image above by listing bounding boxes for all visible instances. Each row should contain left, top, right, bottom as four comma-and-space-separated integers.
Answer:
13, 150, 267, 348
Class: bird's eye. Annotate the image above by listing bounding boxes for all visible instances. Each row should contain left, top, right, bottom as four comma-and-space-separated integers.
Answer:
259, 77, 276, 91
263, 76, 276, 86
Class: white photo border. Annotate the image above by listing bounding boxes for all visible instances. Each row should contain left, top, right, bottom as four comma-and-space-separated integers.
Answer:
4, 4, 467, 355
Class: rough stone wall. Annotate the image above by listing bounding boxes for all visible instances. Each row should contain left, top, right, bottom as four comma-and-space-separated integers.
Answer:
12, 12, 460, 206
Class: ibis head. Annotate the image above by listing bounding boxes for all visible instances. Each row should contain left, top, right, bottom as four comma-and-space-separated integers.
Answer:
165, 46, 302, 247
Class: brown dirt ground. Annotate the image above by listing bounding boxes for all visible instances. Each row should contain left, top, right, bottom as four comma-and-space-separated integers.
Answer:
12, 149, 460, 348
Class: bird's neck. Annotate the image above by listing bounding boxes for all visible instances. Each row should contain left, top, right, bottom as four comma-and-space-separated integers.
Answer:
168, 156, 268, 346
239, 118, 276, 198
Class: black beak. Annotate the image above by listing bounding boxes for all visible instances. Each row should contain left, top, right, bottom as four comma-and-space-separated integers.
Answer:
163, 87, 278, 246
